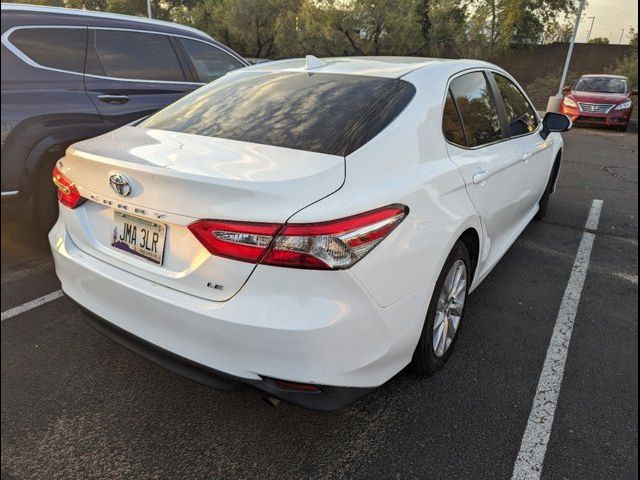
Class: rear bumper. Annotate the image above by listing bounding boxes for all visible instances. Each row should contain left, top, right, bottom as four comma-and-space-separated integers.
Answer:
50, 219, 431, 410
560, 105, 632, 127
76, 300, 372, 411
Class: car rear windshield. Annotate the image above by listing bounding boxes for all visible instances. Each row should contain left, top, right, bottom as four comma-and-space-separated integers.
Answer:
140, 71, 416, 156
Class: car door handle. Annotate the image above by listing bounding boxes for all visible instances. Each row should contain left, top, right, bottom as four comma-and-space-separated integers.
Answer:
472, 170, 491, 184
97, 94, 130, 104
522, 152, 531, 162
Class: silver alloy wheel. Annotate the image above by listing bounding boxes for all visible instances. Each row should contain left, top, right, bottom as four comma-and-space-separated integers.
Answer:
432, 259, 467, 357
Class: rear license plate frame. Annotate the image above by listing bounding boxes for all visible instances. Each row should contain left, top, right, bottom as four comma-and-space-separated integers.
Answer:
111, 211, 167, 265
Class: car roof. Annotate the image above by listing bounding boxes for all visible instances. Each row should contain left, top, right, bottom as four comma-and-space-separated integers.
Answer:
0, 2, 212, 40
243, 56, 496, 79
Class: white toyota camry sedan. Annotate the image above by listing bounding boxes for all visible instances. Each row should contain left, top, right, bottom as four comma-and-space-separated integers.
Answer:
49, 56, 571, 410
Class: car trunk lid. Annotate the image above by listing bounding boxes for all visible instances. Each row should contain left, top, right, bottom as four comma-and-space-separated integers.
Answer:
58, 126, 345, 301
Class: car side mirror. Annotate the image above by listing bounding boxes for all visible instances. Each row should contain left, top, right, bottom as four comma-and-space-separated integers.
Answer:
562, 85, 571, 94
541, 112, 571, 139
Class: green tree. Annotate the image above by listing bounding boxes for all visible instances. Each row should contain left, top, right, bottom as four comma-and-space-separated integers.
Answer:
15, 0, 585, 60
468, 0, 580, 54
588, 37, 610, 45
12, 0, 66, 6
180, 0, 301, 58
628, 28, 638, 49
22, 0, 199, 18
610, 28, 638, 89
293, 0, 467, 58
427, 1, 467, 56
328, 0, 425, 56
543, 20, 573, 44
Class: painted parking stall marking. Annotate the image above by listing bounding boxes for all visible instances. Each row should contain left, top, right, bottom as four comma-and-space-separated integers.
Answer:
584, 199, 603, 231
1, 290, 64, 322
511, 199, 603, 480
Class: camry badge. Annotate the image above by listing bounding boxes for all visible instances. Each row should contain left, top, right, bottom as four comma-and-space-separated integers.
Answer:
109, 173, 132, 197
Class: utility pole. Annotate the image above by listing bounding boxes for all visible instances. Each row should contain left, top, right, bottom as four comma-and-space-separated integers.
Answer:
147, 0, 152, 19
546, 0, 586, 112
585, 16, 595, 42
618, 29, 625, 44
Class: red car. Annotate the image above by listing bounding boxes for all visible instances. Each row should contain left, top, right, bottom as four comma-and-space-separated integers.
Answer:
561, 74, 637, 131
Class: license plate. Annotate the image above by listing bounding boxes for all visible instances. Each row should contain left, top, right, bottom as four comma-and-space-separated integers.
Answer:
111, 211, 166, 265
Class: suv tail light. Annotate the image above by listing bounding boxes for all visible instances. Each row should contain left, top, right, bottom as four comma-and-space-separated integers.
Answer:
52, 165, 84, 209
188, 205, 407, 270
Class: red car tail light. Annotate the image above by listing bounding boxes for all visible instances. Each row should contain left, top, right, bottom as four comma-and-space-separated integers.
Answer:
188, 220, 281, 263
52, 165, 84, 209
264, 205, 407, 269
188, 205, 408, 270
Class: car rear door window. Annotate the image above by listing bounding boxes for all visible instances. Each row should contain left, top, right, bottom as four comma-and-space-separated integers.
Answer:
180, 38, 243, 83
86, 29, 186, 82
492, 73, 539, 136
9, 27, 86, 73
449, 72, 503, 147
443, 90, 467, 146
141, 72, 416, 156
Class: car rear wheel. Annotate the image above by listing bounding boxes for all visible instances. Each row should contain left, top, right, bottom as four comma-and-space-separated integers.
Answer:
411, 241, 470, 373
535, 158, 560, 221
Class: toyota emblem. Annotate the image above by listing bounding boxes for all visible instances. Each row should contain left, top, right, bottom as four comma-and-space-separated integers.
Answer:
109, 173, 132, 197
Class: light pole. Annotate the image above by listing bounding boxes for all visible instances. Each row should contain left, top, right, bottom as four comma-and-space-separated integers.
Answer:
546, 0, 587, 112
618, 29, 625, 44
585, 16, 595, 42
147, 0, 152, 19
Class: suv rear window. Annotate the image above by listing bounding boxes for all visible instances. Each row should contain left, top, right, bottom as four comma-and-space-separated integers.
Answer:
140, 72, 416, 156
9, 27, 86, 73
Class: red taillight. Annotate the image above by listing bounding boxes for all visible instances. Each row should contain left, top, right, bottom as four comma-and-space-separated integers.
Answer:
188, 205, 407, 270
52, 165, 83, 209
188, 220, 281, 263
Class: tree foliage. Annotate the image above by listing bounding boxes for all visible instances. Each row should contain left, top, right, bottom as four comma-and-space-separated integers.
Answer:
19, 0, 601, 59
466, 0, 579, 53
543, 20, 573, 44
610, 28, 638, 89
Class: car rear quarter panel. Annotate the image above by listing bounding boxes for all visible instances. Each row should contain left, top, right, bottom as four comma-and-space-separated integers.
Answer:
287, 66, 482, 308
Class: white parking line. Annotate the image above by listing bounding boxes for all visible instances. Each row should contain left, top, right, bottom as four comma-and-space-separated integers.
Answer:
1, 290, 64, 322
612, 271, 638, 285
511, 199, 603, 480
585, 199, 603, 231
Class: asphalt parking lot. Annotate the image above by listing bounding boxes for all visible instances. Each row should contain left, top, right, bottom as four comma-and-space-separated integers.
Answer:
1, 128, 638, 479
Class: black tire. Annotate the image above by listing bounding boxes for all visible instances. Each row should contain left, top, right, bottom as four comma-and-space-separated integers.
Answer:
616, 124, 629, 132
411, 241, 470, 374
535, 188, 551, 220
535, 159, 560, 221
